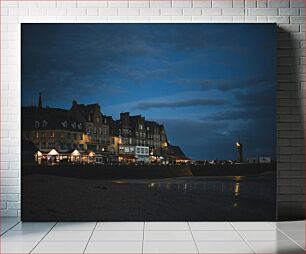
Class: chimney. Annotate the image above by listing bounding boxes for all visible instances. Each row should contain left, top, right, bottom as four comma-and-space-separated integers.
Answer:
120, 112, 130, 126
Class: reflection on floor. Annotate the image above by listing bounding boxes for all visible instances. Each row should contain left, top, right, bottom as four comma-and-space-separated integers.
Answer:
1, 218, 304, 253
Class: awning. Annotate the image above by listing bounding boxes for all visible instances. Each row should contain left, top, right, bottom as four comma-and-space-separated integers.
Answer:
71, 149, 81, 156
48, 149, 59, 156
176, 156, 191, 161
119, 155, 136, 159
35, 151, 42, 156
88, 151, 95, 157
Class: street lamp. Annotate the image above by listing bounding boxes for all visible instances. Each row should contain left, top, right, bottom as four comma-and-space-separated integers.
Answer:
236, 138, 243, 163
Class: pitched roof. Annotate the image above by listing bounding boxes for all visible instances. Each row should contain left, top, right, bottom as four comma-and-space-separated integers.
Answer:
22, 106, 85, 132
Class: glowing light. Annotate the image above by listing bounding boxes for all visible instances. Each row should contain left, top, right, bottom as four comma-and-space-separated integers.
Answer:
71, 149, 81, 156
234, 183, 240, 197
48, 149, 59, 156
36, 151, 42, 156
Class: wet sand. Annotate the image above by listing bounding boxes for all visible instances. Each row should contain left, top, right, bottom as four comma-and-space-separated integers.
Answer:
22, 173, 276, 221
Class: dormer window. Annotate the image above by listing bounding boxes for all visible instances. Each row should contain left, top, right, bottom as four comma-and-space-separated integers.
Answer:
35, 121, 40, 128
61, 121, 67, 128
42, 120, 48, 128
139, 124, 143, 130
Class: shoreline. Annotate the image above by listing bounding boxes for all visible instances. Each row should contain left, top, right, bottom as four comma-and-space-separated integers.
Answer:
22, 163, 276, 180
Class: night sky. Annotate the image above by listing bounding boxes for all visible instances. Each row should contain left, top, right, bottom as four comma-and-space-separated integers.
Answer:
22, 24, 276, 160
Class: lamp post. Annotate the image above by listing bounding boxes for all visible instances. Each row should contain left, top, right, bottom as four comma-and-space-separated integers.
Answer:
236, 139, 243, 163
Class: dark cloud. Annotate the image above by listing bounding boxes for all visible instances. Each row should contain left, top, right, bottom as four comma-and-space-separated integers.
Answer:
159, 117, 275, 160
233, 88, 276, 108
205, 107, 273, 121
135, 98, 228, 110
22, 24, 276, 160
174, 74, 275, 92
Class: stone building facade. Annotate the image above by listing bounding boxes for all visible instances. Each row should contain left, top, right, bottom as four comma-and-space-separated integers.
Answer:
22, 95, 190, 164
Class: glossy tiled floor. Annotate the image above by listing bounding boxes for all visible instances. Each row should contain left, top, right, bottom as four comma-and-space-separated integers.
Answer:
0, 218, 304, 253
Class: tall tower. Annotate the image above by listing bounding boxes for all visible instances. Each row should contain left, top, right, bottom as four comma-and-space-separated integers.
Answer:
38, 93, 42, 108
236, 138, 243, 163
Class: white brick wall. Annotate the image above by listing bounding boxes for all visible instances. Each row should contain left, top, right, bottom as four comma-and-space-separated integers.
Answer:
0, 0, 305, 219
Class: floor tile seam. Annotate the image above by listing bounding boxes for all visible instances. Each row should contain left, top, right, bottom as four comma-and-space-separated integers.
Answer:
0, 221, 21, 236
141, 221, 145, 254
83, 222, 98, 254
275, 227, 306, 250
229, 222, 256, 254
187, 222, 200, 254
29, 222, 58, 254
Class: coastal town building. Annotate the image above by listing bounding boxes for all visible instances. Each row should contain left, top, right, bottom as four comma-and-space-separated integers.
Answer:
22, 94, 191, 165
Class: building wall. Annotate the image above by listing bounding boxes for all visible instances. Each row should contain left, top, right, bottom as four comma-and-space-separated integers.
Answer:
0, 0, 304, 219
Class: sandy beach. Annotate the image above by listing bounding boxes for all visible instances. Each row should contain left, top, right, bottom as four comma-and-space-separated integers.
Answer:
22, 172, 276, 221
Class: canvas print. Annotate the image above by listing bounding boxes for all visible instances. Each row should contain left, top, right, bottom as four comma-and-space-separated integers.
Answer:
21, 24, 276, 221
